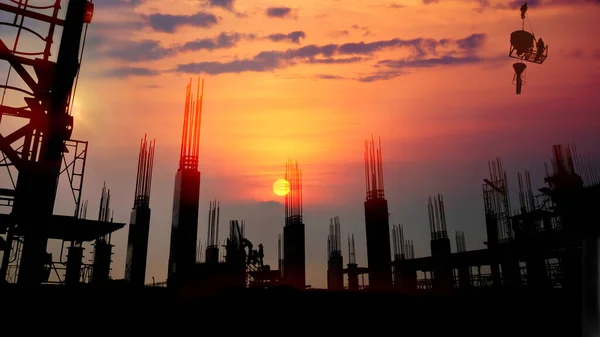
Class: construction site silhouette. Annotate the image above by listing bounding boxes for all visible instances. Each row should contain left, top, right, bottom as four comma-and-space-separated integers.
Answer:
0, 1, 597, 336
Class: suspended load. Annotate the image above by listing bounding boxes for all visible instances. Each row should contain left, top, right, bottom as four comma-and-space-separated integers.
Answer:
513, 62, 526, 95
508, 2, 548, 94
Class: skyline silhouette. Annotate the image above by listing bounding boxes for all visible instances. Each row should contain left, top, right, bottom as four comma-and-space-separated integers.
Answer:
0, 0, 599, 290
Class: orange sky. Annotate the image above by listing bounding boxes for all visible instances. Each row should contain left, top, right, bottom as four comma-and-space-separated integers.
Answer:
1, 0, 600, 288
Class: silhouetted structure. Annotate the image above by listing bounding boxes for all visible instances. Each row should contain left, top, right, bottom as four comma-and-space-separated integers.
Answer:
167, 78, 204, 287
428, 194, 453, 292
391, 225, 416, 292
327, 216, 343, 290
125, 136, 156, 286
91, 184, 114, 284
344, 234, 369, 290
278, 233, 283, 277
0, 2, 595, 333
0, 0, 124, 287
513, 62, 527, 94
455, 231, 466, 253
363, 136, 392, 290
205, 200, 220, 264
509, 2, 548, 94
391, 144, 599, 307
283, 160, 306, 290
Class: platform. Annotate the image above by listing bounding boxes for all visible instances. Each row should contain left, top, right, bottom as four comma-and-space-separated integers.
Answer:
0, 213, 125, 242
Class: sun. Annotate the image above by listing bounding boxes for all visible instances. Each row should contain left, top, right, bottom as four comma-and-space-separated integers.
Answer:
273, 178, 290, 196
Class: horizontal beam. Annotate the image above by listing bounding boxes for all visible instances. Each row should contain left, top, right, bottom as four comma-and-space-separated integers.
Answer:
0, 106, 34, 119
0, 188, 15, 197
0, 3, 64, 26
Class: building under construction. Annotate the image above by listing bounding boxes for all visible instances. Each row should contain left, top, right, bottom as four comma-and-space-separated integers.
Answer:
327, 142, 599, 295
0, 1, 597, 335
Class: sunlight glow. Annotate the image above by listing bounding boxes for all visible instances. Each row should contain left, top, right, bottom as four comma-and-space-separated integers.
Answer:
273, 178, 290, 196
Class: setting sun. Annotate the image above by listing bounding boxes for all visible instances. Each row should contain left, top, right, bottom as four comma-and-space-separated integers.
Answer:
273, 178, 290, 196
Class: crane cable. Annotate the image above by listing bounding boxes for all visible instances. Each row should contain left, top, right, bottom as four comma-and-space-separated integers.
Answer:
527, 14, 535, 40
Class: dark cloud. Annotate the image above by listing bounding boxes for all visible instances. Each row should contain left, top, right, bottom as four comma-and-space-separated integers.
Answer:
378, 55, 483, 69
105, 40, 175, 61
266, 7, 293, 18
267, 31, 306, 44
422, 0, 439, 4
172, 33, 488, 76
338, 37, 438, 56
592, 50, 600, 59
389, 3, 405, 8
357, 70, 405, 82
92, 20, 146, 32
307, 57, 364, 64
455, 33, 486, 50
174, 58, 281, 75
105, 67, 160, 78
313, 70, 406, 82
99, 31, 309, 62
180, 32, 244, 52
146, 12, 219, 33
208, 0, 235, 11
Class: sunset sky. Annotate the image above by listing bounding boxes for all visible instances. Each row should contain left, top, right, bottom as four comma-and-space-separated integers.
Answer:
1, 0, 600, 287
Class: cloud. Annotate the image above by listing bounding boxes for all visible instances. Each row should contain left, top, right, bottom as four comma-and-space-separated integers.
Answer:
180, 32, 245, 52
92, 20, 146, 32
312, 70, 405, 82
357, 70, 406, 82
104, 67, 160, 78
100, 31, 305, 61
378, 55, 483, 69
208, 0, 235, 11
105, 39, 176, 61
99, 29, 312, 61
172, 33, 488, 76
174, 58, 281, 75
266, 6, 294, 18
145, 12, 219, 33
455, 33, 486, 50
307, 57, 364, 64
267, 31, 306, 44
422, 0, 439, 4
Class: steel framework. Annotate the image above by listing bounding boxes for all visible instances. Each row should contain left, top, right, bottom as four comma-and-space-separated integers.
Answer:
0, 0, 124, 287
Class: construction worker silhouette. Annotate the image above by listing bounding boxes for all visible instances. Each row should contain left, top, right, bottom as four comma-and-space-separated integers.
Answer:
258, 244, 264, 267
520, 2, 527, 20
535, 38, 545, 62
